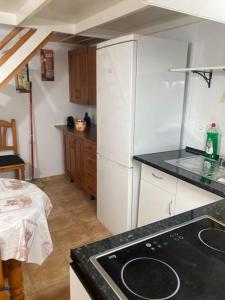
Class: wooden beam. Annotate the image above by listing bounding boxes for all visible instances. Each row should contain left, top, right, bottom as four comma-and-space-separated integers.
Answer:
0, 32, 53, 93
0, 29, 36, 66
0, 27, 23, 51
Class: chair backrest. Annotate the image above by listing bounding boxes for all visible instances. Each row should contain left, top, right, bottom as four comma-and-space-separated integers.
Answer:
0, 119, 18, 155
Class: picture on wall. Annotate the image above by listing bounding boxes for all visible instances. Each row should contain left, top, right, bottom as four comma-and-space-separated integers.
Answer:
15, 64, 30, 93
40, 49, 54, 81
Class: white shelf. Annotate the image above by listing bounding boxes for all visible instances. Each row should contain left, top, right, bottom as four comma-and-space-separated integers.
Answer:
170, 66, 225, 72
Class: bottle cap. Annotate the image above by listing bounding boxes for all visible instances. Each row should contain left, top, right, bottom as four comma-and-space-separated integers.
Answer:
211, 122, 216, 128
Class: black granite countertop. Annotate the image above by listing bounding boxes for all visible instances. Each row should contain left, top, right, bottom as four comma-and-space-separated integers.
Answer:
71, 199, 225, 300
133, 148, 225, 198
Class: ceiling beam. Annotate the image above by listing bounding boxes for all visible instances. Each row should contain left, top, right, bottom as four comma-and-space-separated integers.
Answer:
134, 15, 203, 35
16, 0, 54, 25
0, 11, 16, 25
74, 0, 147, 34
22, 17, 76, 35
141, 0, 225, 24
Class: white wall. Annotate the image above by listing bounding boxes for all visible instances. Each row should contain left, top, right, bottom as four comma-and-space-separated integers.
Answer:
0, 33, 96, 179
153, 21, 225, 155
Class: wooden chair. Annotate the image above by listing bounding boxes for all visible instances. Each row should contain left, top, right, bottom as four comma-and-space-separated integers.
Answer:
0, 119, 25, 180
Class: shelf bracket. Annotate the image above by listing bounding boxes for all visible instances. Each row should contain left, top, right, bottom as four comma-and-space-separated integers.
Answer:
192, 71, 213, 88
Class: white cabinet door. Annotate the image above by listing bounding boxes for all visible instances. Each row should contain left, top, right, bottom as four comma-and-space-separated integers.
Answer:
70, 266, 91, 300
138, 179, 176, 227
175, 179, 221, 215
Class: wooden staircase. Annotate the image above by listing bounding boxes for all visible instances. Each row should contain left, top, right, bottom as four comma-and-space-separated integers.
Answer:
0, 26, 53, 92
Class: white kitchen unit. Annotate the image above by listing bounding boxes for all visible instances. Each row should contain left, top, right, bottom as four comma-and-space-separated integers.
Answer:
97, 34, 188, 234
138, 164, 221, 227
70, 266, 91, 300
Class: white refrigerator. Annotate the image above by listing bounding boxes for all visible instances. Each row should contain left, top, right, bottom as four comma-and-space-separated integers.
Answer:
97, 34, 188, 234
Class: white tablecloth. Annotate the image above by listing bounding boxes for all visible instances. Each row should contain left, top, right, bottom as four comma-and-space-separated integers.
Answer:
0, 178, 53, 265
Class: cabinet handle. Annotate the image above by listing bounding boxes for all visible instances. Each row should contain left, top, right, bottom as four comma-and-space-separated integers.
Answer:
152, 173, 164, 180
169, 200, 173, 215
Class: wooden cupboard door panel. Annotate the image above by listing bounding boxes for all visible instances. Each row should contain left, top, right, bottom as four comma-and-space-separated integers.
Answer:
70, 136, 76, 181
138, 179, 175, 227
84, 140, 96, 154
87, 46, 96, 105
68, 46, 96, 105
68, 47, 88, 104
78, 47, 88, 103
64, 131, 71, 176
85, 153, 96, 175
68, 51, 77, 102
86, 173, 96, 197
75, 137, 84, 186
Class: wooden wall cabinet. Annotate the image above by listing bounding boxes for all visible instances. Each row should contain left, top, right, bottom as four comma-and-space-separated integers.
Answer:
62, 127, 96, 198
68, 46, 96, 105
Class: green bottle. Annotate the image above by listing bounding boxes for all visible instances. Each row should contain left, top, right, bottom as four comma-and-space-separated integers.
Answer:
205, 122, 219, 160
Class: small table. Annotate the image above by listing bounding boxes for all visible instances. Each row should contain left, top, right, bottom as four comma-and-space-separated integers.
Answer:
0, 178, 53, 299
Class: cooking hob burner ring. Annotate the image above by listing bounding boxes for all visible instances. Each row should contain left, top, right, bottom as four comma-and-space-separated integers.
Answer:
198, 228, 225, 253
121, 257, 180, 300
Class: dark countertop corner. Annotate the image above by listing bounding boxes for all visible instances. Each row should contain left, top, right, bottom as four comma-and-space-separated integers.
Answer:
133, 148, 225, 198
71, 198, 225, 300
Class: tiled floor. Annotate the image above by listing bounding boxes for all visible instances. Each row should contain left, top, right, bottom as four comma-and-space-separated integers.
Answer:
11, 176, 110, 300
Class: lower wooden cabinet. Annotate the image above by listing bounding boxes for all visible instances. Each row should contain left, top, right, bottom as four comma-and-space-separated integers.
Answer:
63, 127, 96, 197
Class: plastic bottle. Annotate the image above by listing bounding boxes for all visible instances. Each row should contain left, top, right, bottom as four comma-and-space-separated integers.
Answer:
205, 122, 219, 160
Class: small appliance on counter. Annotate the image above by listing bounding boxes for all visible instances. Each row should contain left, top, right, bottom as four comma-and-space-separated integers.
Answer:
67, 116, 74, 128
84, 112, 91, 127
75, 120, 86, 132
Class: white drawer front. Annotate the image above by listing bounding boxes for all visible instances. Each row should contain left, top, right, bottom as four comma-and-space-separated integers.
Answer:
141, 164, 177, 195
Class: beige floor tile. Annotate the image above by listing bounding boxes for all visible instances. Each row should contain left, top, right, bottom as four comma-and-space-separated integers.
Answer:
72, 204, 97, 224
24, 249, 68, 290
52, 224, 92, 251
48, 211, 80, 233
84, 220, 111, 241
36, 278, 70, 300
17, 176, 111, 299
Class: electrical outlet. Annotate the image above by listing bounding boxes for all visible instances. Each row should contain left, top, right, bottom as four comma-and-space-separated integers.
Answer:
196, 123, 206, 132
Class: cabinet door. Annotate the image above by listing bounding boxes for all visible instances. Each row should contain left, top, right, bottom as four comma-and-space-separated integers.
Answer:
87, 46, 96, 105
138, 179, 176, 227
84, 151, 96, 197
63, 131, 71, 177
175, 179, 221, 215
68, 48, 88, 104
70, 135, 76, 181
75, 137, 84, 186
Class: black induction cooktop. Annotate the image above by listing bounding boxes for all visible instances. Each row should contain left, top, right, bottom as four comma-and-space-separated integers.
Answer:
90, 216, 225, 300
